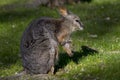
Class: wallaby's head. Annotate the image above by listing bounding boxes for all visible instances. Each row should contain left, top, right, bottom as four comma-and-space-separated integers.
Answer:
59, 7, 84, 31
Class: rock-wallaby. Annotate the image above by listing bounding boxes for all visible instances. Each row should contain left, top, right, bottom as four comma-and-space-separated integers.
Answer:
20, 7, 84, 74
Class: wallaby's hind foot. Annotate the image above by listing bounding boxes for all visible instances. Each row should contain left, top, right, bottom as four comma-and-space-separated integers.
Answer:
48, 66, 55, 75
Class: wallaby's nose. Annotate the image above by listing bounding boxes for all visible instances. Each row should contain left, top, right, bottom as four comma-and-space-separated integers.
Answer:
80, 26, 84, 30
80, 22, 84, 30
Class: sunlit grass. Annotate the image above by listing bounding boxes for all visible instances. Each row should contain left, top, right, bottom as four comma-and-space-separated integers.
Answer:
92, 0, 120, 4
64, 53, 120, 80
0, 0, 17, 5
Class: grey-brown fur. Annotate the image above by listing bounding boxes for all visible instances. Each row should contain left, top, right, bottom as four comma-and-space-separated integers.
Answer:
20, 18, 59, 74
20, 7, 84, 74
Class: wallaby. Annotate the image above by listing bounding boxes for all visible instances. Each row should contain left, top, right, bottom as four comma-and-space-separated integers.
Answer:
20, 7, 84, 75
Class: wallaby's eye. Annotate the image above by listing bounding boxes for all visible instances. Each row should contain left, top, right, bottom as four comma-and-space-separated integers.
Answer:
75, 20, 79, 23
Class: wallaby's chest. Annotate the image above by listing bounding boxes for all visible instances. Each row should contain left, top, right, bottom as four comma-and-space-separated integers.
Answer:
56, 27, 71, 44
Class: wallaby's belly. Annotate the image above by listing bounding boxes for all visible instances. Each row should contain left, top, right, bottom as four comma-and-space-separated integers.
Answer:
20, 19, 58, 74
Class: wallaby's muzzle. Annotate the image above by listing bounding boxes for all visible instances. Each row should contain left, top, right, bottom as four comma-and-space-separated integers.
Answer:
78, 21, 84, 30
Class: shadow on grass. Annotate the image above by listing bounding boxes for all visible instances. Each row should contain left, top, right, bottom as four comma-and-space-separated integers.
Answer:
80, 0, 92, 3
55, 45, 98, 73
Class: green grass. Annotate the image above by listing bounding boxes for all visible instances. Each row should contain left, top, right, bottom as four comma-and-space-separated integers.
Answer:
0, 0, 120, 80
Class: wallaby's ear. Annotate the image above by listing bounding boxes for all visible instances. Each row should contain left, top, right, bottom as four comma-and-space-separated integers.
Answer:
59, 7, 68, 17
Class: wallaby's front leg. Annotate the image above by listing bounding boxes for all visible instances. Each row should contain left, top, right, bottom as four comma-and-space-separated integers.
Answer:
62, 41, 73, 57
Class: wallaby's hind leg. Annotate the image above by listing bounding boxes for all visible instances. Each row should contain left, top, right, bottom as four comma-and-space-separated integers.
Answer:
48, 53, 55, 74
48, 46, 58, 74
55, 47, 59, 64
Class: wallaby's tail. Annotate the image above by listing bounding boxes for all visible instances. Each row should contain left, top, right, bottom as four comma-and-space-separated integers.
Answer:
0, 71, 27, 80
0, 72, 58, 80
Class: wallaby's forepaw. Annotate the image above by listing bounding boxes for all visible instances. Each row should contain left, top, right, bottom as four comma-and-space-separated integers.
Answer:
68, 52, 74, 57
